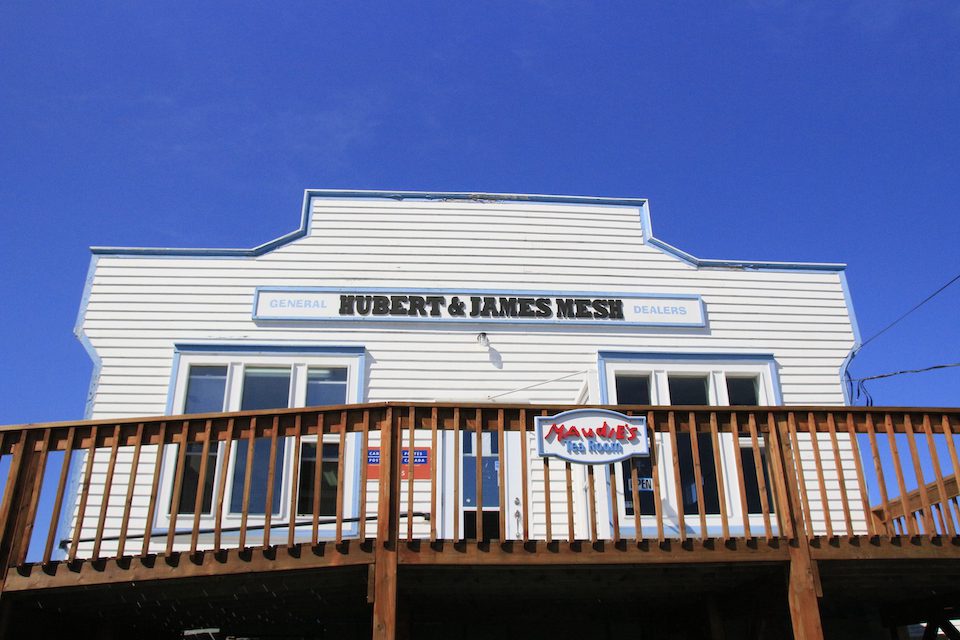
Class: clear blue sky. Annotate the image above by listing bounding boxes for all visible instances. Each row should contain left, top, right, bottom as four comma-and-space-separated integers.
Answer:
1, 1, 958, 425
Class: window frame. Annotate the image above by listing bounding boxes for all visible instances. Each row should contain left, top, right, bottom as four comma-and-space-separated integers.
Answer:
598, 352, 782, 538
156, 344, 366, 540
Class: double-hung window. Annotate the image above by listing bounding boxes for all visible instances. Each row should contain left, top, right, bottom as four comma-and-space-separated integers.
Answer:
601, 352, 780, 536
160, 345, 364, 538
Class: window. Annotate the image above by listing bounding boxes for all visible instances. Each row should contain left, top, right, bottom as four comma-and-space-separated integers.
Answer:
601, 352, 781, 534
297, 442, 339, 517
161, 345, 364, 531
173, 366, 225, 514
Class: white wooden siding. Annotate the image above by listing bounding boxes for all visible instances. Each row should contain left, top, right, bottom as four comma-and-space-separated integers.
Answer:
70, 197, 858, 553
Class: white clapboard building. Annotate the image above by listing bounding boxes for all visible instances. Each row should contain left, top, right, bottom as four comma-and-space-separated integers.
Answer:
68, 190, 861, 556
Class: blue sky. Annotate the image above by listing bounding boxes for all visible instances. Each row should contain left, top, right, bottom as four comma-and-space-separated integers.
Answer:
1, 1, 958, 424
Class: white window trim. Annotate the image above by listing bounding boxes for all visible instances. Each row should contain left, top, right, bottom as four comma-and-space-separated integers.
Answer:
156, 347, 365, 542
599, 353, 782, 539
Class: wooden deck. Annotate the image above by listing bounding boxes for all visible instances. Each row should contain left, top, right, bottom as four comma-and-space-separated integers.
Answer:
0, 404, 959, 639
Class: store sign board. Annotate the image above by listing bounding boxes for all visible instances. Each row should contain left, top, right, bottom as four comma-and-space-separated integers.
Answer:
535, 409, 649, 465
253, 287, 705, 327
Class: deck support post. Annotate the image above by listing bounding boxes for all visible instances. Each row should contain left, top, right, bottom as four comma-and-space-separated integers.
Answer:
787, 544, 824, 640
372, 408, 399, 640
770, 414, 824, 640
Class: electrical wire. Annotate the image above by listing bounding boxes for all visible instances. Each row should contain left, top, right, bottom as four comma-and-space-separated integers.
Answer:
853, 362, 960, 407
845, 271, 960, 404
851, 362, 960, 383
858, 272, 960, 351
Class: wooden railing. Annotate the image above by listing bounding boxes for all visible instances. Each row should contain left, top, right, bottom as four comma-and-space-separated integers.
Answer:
0, 404, 958, 590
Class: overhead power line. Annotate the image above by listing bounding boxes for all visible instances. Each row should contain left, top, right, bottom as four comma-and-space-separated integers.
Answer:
846, 271, 960, 405
853, 362, 960, 407
857, 272, 960, 352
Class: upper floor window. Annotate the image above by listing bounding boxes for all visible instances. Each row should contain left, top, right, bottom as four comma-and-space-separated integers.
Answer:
601, 353, 780, 524
163, 345, 364, 522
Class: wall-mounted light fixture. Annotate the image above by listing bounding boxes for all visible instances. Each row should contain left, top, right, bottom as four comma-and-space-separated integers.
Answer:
477, 332, 490, 347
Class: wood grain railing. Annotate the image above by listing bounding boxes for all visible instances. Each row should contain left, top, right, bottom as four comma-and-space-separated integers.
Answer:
0, 404, 958, 589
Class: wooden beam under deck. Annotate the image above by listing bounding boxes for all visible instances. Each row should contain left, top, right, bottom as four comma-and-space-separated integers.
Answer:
398, 538, 791, 565
2, 541, 374, 592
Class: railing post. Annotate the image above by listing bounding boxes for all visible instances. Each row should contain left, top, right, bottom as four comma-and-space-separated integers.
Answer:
770, 411, 824, 640
372, 406, 399, 640
0, 431, 44, 589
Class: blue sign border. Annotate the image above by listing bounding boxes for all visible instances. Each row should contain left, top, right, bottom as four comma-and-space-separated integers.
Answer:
252, 286, 707, 328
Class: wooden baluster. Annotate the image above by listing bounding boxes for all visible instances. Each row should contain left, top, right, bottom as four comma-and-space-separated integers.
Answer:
69, 425, 99, 561
940, 416, 960, 535
190, 420, 213, 554
453, 408, 461, 542
406, 407, 416, 541
45, 427, 76, 564
288, 414, 303, 547
92, 425, 121, 560
709, 412, 729, 540
749, 414, 773, 539
924, 416, 949, 531
17, 429, 52, 565
474, 408, 483, 542
649, 411, 664, 544
866, 414, 891, 535
392, 408, 403, 551
214, 419, 234, 552
630, 459, 642, 541
312, 413, 324, 546
336, 411, 348, 544
730, 413, 752, 539
688, 412, 708, 539
0, 433, 28, 574
610, 460, 620, 543
238, 417, 257, 550
359, 410, 370, 542
497, 409, 506, 541
844, 413, 875, 536
587, 464, 598, 543
142, 423, 166, 556
166, 421, 191, 555
263, 416, 280, 549
806, 413, 832, 538
429, 408, 438, 542
565, 463, 575, 541
766, 413, 795, 540
519, 409, 529, 542
667, 412, 686, 542
116, 423, 144, 559
884, 414, 915, 536
824, 414, 853, 537
787, 413, 813, 537
904, 415, 934, 536
542, 409, 553, 544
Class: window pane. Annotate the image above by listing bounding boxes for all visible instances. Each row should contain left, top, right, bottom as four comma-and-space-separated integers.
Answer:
230, 439, 286, 515
676, 433, 721, 515
184, 366, 227, 413
740, 447, 775, 514
668, 376, 709, 405
297, 442, 339, 516
306, 368, 348, 407
622, 459, 656, 516
727, 377, 759, 406
462, 456, 499, 508
174, 443, 218, 514
615, 375, 651, 404
240, 368, 291, 411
